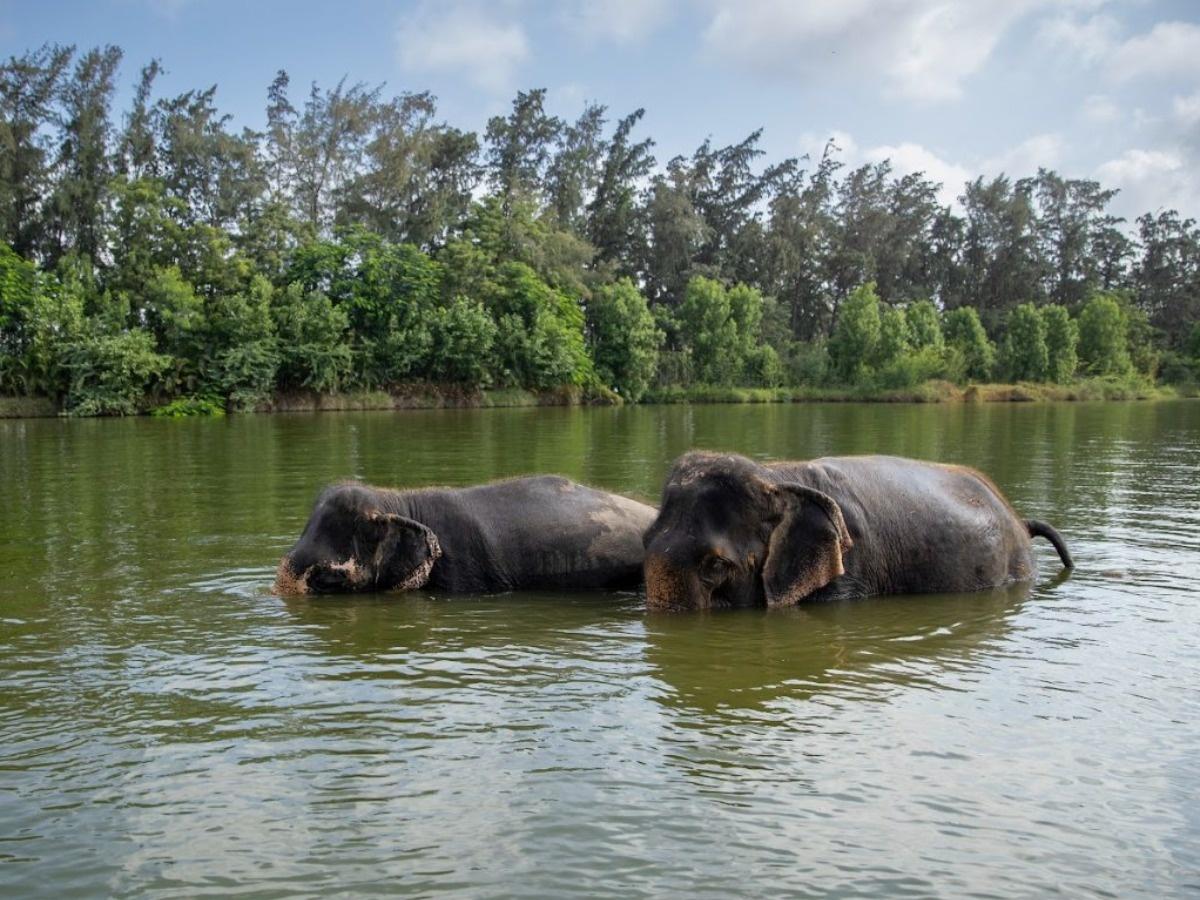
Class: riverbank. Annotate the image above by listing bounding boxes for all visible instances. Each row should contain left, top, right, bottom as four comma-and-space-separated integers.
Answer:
0, 376, 1188, 418
643, 376, 1185, 405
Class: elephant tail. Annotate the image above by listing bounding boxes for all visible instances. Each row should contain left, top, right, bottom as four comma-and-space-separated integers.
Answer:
1027, 520, 1074, 569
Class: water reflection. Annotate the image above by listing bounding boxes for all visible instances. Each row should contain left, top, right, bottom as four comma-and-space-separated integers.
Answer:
642, 585, 1031, 717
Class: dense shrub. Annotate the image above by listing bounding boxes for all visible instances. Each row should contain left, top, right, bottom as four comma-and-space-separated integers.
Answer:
588, 279, 662, 401
1078, 293, 1132, 376
829, 282, 882, 383
943, 306, 996, 382
1001, 303, 1049, 382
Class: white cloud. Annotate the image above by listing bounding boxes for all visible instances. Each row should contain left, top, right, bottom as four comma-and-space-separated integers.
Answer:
1111, 21, 1200, 81
561, 0, 672, 44
1173, 90, 1200, 127
702, 0, 1052, 103
1037, 12, 1120, 63
862, 142, 973, 206
982, 133, 1065, 176
396, 3, 529, 93
1097, 148, 1198, 219
1081, 94, 1120, 124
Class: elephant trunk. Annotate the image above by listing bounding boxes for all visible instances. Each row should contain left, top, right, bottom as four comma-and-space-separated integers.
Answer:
273, 555, 311, 595
644, 551, 702, 611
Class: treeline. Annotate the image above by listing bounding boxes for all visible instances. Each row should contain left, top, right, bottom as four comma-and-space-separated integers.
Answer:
0, 44, 1198, 415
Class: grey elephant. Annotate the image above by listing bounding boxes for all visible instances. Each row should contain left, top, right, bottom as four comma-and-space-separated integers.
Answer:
276, 476, 657, 595
643, 451, 1073, 610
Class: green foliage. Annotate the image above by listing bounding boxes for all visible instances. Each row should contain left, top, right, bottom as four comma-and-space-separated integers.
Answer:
151, 395, 225, 417
829, 282, 882, 383
489, 262, 592, 388
674, 277, 772, 386
1041, 304, 1078, 383
1001, 303, 1049, 382
427, 296, 497, 386
62, 329, 168, 416
205, 275, 279, 409
678, 277, 739, 385
1078, 293, 1132, 376
0, 46, 1188, 411
787, 340, 830, 386
587, 278, 662, 401
943, 306, 996, 382
273, 284, 352, 393
876, 306, 912, 367
874, 346, 949, 389
906, 300, 944, 350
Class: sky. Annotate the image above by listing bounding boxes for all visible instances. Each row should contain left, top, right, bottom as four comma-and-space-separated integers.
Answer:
6, 0, 1200, 222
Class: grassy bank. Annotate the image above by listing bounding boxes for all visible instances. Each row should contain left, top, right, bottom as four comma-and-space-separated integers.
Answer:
643, 376, 1183, 405
0, 384, 619, 418
1, 377, 1187, 419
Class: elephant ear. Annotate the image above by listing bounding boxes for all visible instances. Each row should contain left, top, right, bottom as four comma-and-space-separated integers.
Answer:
355, 511, 442, 591
761, 483, 853, 606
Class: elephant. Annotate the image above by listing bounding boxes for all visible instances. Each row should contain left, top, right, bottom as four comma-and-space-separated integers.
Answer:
275, 475, 658, 595
642, 451, 1074, 611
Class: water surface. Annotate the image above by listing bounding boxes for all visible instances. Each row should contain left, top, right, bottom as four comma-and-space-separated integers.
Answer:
2, 401, 1198, 897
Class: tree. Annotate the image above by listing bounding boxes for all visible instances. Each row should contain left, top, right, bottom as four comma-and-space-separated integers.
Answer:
960, 176, 1046, 334
943, 306, 995, 382
906, 299, 943, 350
1077, 293, 1132, 376
427, 295, 497, 386
0, 44, 73, 256
587, 108, 654, 271
485, 89, 561, 214
264, 73, 379, 231
876, 306, 912, 368
47, 45, 122, 262
1041, 304, 1078, 383
546, 103, 606, 232
587, 278, 661, 401
677, 276, 738, 384
829, 282, 882, 383
339, 91, 479, 248
1131, 210, 1200, 347
273, 283, 352, 392
1001, 303, 1049, 382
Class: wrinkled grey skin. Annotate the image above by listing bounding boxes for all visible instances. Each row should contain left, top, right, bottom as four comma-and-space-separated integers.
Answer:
276, 475, 658, 595
643, 451, 1074, 611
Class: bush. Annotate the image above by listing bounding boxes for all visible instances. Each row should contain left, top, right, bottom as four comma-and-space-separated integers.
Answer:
873, 346, 948, 389
1041, 304, 1078, 383
274, 283, 353, 393
151, 396, 226, 417
1001, 303, 1048, 381
588, 279, 662, 401
743, 344, 785, 387
1078, 293, 1132, 376
427, 296, 498, 386
876, 306, 912, 368
829, 282, 882, 383
63, 329, 169, 416
906, 300, 944, 350
787, 340, 830, 386
943, 306, 995, 382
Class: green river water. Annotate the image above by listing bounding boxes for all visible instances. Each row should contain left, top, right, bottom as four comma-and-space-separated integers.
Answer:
1, 400, 1198, 897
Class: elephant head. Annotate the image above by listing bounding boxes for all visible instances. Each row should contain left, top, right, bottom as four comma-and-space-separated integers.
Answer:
643, 453, 853, 611
274, 483, 442, 595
